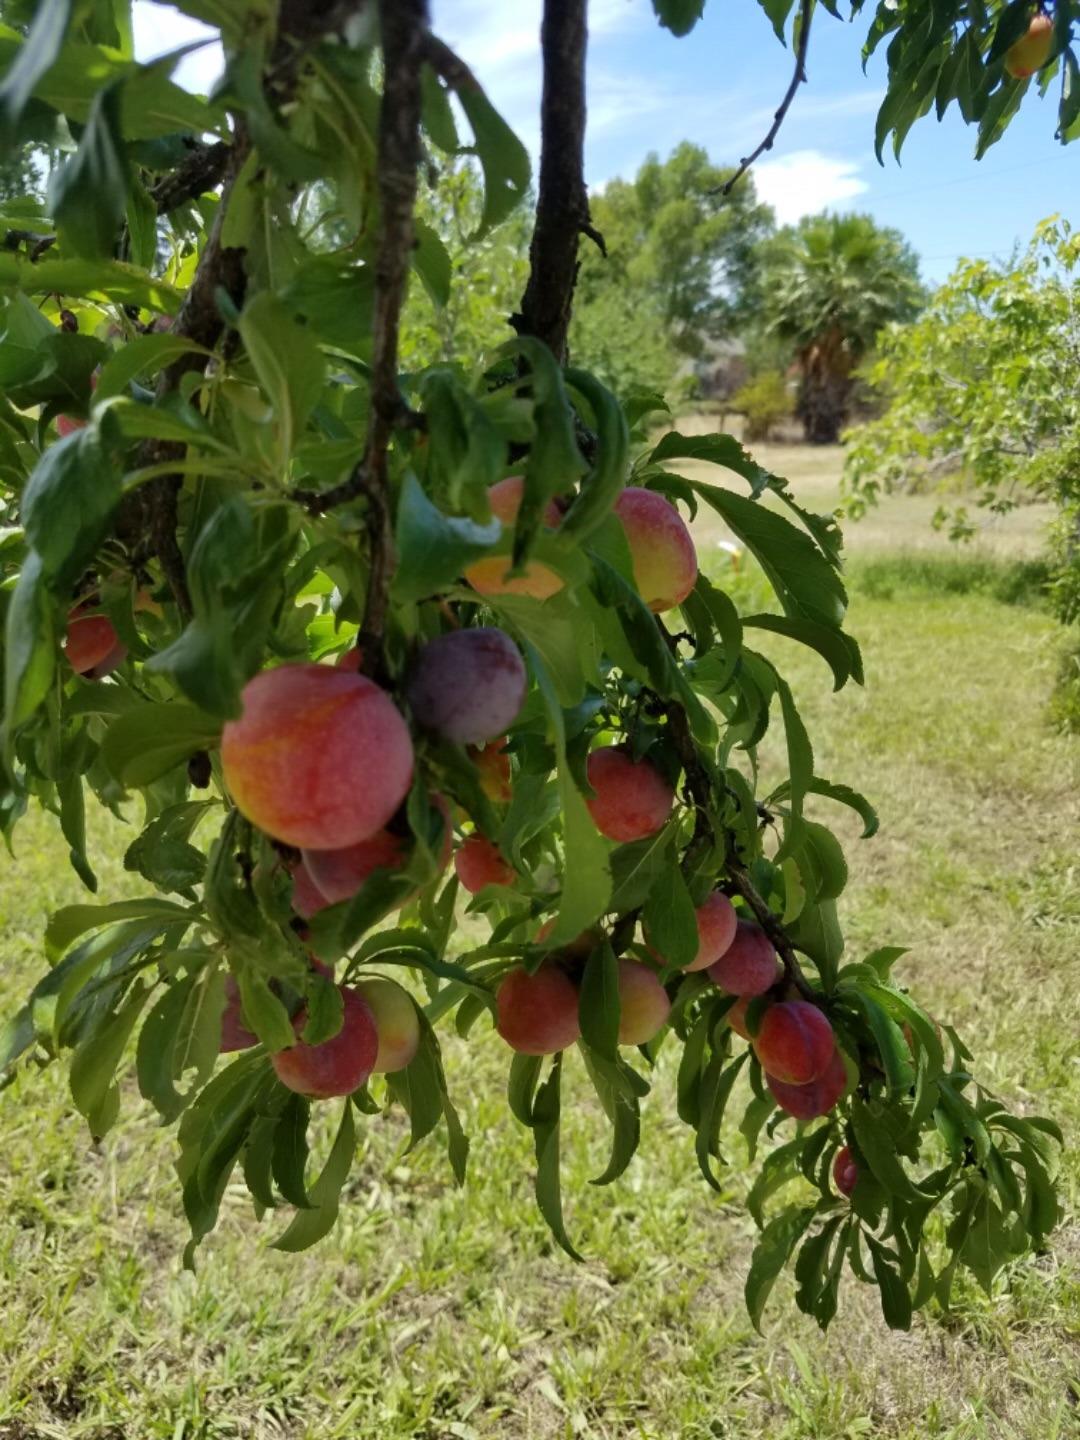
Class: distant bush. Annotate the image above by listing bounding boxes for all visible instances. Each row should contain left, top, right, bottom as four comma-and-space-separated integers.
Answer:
731, 372, 793, 441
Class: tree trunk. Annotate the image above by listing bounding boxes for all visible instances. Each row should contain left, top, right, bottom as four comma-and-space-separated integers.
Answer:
798, 330, 852, 444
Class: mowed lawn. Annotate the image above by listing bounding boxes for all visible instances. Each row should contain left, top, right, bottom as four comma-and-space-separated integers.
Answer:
1, 436, 1078, 1440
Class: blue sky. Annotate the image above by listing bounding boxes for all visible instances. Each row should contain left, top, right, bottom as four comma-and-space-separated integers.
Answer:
135, 0, 1078, 284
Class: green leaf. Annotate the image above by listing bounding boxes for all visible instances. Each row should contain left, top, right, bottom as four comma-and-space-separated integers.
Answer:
412, 216, 452, 307
392, 471, 500, 605
743, 613, 861, 690
96, 333, 212, 402
22, 427, 121, 589
456, 85, 531, 238
608, 828, 677, 912
530, 1057, 584, 1261
0, 254, 181, 312
271, 1093, 312, 1209
642, 862, 698, 968
843, 989, 915, 1099
45, 897, 194, 962
3, 552, 56, 742
69, 981, 149, 1138
651, 0, 706, 37
560, 369, 631, 542
690, 481, 848, 628
695, 1050, 748, 1190
124, 801, 216, 896
578, 942, 620, 1060
768, 776, 879, 840
273, 1101, 355, 1252
0, 0, 73, 150
136, 966, 226, 1121
580, 1044, 644, 1185
850, 1100, 925, 1201
526, 642, 611, 942
238, 292, 326, 462
102, 703, 222, 788
508, 1051, 543, 1127
745, 1204, 817, 1331
865, 1235, 913, 1330
48, 81, 129, 259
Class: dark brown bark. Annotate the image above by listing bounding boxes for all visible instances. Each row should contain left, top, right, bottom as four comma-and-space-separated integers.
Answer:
511, 0, 591, 362
151, 141, 231, 214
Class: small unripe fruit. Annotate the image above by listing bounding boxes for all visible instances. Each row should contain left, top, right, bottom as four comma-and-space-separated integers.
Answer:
291, 857, 332, 919
221, 664, 414, 850
585, 745, 674, 843
220, 974, 257, 1053
469, 740, 512, 804
495, 964, 581, 1055
767, 1049, 847, 1120
708, 919, 781, 996
754, 999, 835, 1085
727, 993, 752, 1040
613, 486, 698, 612
271, 986, 379, 1098
833, 1144, 858, 1197
464, 476, 564, 599
1004, 12, 1053, 79
687, 891, 738, 971
64, 610, 127, 679
616, 958, 671, 1045
407, 627, 527, 746
335, 646, 363, 672
354, 977, 421, 1073
454, 833, 515, 893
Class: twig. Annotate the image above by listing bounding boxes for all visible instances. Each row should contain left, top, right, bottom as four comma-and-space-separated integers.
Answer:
2, 229, 56, 260
151, 140, 231, 214
713, 0, 814, 199
352, 0, 429, 680
510, 0, 592, 363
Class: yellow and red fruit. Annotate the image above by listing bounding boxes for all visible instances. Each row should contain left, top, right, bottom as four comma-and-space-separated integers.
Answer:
454, 833, 515, 894
754, 999, 835, 1085
464, 476, 565, 599
585, 745, 674, 843
354, 976, 421, 1074
271, 985, 379, 1098
616, 958, 671, 1045
1004, 12, 1053, 78
767, 1049, 847, 1120
221, 664, 413, 850
613, 486, 698, 612
495, 963, 581, 1055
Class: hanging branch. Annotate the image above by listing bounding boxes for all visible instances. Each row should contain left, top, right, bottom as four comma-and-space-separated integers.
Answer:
150, 140, 232, 215
339, 0, 429, 681
713, 0, 814, 199
511, 0, 594, 362
658, 625, 816, 1001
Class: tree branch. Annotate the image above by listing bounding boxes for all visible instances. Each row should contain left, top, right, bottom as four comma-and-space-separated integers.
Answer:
150, 140, 231, 214
510, 0, 592, 362
658, 624, 816, 1001
712, 0, 813, 200
346, 0, 429, 679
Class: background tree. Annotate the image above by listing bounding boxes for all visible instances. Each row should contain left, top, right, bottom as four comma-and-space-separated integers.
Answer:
845, 215, 1080, 722
760, 212, 924, 443
0, 0, 1071, 1338
570, 142, 773, 392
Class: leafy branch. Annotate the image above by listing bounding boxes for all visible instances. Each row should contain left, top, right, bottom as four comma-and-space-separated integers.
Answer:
712, 0, 814, 199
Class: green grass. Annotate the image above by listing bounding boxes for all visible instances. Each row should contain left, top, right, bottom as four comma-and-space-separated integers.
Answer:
2, 468, 1079, 1437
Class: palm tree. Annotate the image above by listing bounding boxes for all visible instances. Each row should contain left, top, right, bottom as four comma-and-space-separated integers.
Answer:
762, 213, 924, 443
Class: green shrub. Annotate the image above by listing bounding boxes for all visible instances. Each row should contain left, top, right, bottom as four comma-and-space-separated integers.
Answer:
731, 371, 793, 441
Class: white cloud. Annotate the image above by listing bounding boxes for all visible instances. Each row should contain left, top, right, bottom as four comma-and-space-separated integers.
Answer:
752, 149, 868, 224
